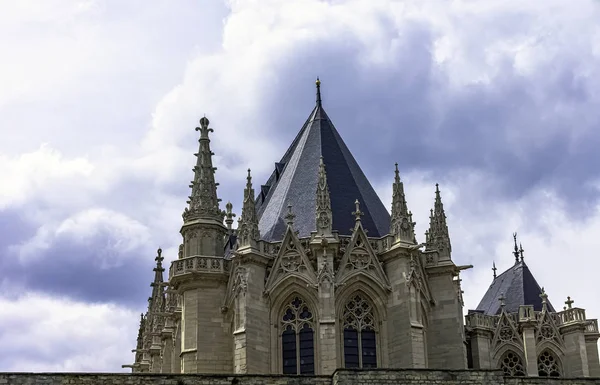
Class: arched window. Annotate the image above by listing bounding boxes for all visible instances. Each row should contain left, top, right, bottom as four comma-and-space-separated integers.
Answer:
280, 296, 315, 375
342, 294, 377, 368
538, 349, 561, 377
499, 350, 525, 376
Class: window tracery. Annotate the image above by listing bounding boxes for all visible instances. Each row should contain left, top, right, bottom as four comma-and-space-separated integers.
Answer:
280, 296, 315, 375
499, 350, 525, 376
342, 293, 377, 368
538, 350, 561, 377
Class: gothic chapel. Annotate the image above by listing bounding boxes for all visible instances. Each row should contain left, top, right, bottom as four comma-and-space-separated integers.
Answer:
124, 79, 600, 377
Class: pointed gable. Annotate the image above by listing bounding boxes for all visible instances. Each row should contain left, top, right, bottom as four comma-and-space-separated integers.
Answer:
256, 80, 390, 241
475, 260, 556, 315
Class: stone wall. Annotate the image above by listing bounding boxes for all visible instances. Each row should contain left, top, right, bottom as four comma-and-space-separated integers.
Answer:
1, 369, 600, 385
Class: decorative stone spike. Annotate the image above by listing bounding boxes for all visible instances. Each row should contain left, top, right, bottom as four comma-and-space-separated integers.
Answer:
425, 183, 452, 261
182, 116, 224, 223
315, 157, 333, 237
237, 169, 260, 249
390, 163, 416, 244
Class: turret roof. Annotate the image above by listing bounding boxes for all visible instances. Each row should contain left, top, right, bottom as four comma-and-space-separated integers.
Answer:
255, 79, 390, 241
475, 259, 556, 315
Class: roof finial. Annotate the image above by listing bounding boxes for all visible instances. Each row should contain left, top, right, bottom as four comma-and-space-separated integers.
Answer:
224, 201, 235, 233
519, 242, 524, 262
540, 287, 548, 311
565, 296, 574, 309
285, 203, 296, 227
352, 199, 364, 222
512, 232, 520, 264
492, 261, 497, 279
316, 77, 322, 107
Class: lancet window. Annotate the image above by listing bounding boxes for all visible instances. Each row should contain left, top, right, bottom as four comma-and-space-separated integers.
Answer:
538, 350, 561, 377
499, 350, 525, 376
342, 294, 377, 368
280, 296, 315, 375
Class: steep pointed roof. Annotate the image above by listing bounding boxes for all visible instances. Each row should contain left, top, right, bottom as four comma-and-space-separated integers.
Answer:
475, 260, 556, 315
256, 79, 390, 241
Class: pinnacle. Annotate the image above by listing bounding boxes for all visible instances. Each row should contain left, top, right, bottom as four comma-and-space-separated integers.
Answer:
237, 168, 260, 249
182, 116, 223, 223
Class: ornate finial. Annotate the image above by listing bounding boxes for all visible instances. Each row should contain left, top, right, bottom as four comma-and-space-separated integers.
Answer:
285, 203, 296, 227
316, 77, 322, 107
225, 201, 236, 233
183, 115, 223, 223
540, 287, 548, 310
498, 292, 506, 310
390, 162, 414, 244
316, 157, 332, 236
565, 296, 574, 309
155, 248, 163, 266
352, 199, 364, 221
237, 169, 260, 249
512, 232, 520, 263
492, 262, 497, 279
519, 242, 524, 261
426, 183, 451, 259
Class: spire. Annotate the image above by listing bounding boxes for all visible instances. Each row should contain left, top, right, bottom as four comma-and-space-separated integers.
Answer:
182, 116, 223, 223
316, 77, 322, 107
512, 232, 520, 264
237, 169, 261, 249
151, 248, 164, 297
425, 183, 452, 260
390, 163, 415, 244
315, 157, 333, 236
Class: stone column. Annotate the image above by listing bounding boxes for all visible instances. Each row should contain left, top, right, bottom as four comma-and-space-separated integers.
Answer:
464, 312, 493, 369
585, 322, 600, 377
314, 238, 338, 374
518, 305, 538, 376
232, 253, 270, 374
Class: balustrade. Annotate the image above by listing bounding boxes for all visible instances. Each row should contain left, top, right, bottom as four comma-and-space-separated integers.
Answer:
585, 319, 599, 334
169, 255, 230, 278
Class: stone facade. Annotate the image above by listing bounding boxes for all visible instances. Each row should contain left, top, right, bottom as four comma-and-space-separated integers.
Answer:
122, 80, 600, 378
3, 370, 600, 385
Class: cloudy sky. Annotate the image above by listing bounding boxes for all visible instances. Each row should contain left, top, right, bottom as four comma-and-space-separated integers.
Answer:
1, 0, 599, 372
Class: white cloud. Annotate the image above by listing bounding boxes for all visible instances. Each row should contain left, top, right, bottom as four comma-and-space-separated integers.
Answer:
0, 292, 139, 372
12, 208, 151, 269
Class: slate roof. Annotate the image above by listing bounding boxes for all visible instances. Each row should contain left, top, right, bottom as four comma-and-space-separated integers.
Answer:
475, 260, 556, 315
255, 85, 390, 242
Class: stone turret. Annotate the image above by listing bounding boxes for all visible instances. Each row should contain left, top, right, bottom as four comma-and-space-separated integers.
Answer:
169, 117, 231, 373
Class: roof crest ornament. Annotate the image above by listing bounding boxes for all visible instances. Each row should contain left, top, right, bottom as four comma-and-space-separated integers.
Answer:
540, 287, 548, 311
316, 77, 322, 107
225, 201, 236, 234
285, 203, 296, 228
352, 199, 364, 222
512, 232, 520, 264
492, 261, 497, 279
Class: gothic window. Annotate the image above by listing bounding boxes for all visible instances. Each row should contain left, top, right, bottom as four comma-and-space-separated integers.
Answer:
342, 294, 377, 368
538, 350, 561, 377
280, 296, 315, 375
499, 350, 525, 376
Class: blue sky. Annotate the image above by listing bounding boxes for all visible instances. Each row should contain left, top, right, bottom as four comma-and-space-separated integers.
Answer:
0, 0, 599, 371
